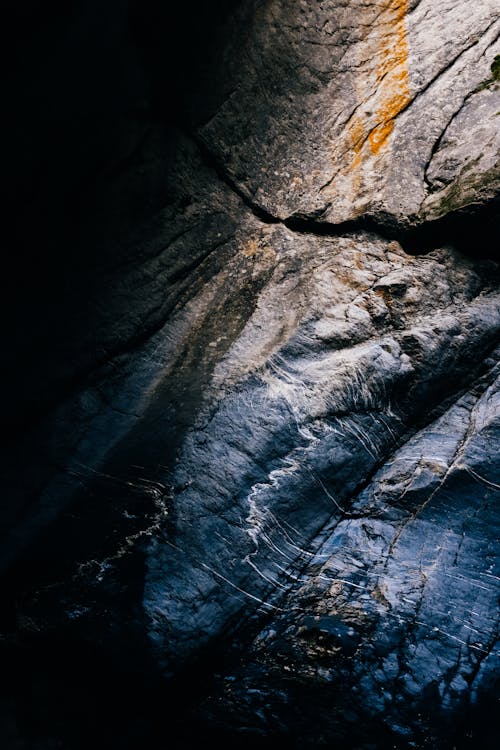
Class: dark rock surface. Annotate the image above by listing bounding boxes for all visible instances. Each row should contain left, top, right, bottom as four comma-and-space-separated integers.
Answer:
1, 1, 499, 749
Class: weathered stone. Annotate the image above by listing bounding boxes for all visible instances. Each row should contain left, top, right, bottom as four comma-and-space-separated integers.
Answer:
194, 0, 500, 228
192, 353, 500, 746
1, 1, 499, 748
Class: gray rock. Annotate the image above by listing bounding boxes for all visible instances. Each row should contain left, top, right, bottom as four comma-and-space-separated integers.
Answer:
195, 0, 500, 227
1, 2, 499, 748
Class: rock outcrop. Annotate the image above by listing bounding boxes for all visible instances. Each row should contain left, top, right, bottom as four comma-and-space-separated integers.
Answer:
1, 1, 499, 748
191, 0, 500, 226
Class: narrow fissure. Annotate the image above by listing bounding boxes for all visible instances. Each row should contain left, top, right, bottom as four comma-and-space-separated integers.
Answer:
188, 128, 500, 261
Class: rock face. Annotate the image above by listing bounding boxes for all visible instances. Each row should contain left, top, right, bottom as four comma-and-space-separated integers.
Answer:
192, 0, 500, 227
1, 1, 499, 749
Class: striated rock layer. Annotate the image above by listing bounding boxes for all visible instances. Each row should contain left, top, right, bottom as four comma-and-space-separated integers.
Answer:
1, 1, 499, 748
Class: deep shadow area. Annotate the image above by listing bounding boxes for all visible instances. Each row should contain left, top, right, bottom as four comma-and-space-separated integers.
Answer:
2, 0, 241, 432
400, 198, 500, 259
1, 616, 497, 750
285, 198, 500, 261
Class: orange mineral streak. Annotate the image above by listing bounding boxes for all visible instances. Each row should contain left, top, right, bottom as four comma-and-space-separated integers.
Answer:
345, 0, 411, 168
368, 0, 411, 155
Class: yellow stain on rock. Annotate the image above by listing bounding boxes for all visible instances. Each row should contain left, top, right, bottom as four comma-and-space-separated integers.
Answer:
241, 237, 276, 262
367, 0, 411, 155
242, 238, 260, 257
336, 0, 411, 187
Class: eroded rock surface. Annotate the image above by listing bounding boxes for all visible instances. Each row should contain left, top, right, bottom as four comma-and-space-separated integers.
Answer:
1, 1, 499, 749
193, 0, 500, 227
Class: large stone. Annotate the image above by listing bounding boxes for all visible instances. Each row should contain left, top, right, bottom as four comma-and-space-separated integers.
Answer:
1, 1, 499, 748
194, 0, 500, 227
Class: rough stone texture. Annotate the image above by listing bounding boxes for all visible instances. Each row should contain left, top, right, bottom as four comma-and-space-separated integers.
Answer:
144, 233, 500, 679
1, 1, 499, 749
191, 352, 500, 748
1, 128, 262, 569
194, 0, 500, 226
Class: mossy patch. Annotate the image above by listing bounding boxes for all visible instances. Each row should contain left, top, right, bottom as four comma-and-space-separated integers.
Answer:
491, 55, 500, 81
473, 56, 500, 94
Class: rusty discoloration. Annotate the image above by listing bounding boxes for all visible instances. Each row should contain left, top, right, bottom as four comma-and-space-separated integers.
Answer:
241, 236, 276, 262
328, 0, 411, 200
242, 238, 260, 257
368, 0, 411, 155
